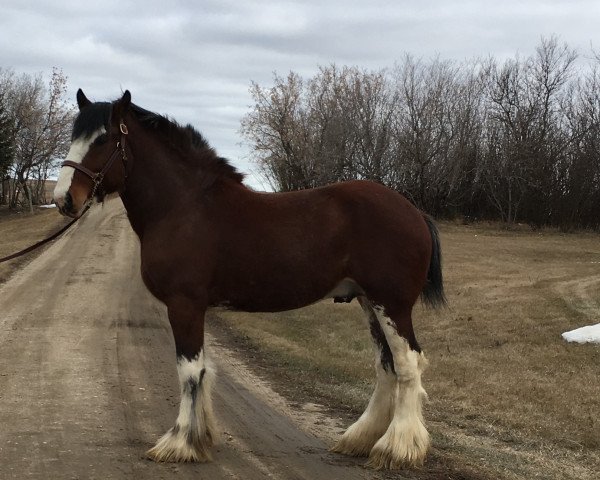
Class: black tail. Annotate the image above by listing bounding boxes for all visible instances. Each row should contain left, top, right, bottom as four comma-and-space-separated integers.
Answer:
421, 215, 447, 308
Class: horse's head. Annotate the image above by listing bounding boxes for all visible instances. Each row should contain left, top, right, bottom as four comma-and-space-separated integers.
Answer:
54, 89, 132, 218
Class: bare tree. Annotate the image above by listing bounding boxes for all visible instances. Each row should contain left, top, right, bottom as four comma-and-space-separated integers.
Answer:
1, 67, 74, 211
559, 65, 600, 228
303, 66, 396, 185
241, 72, 310, 191
0, 90, 13, 204
391, 56, 472, 214
241, 38, 599, 229
478, 37, 577, 224
340, 67, 397, 183
241, 66, 398, 191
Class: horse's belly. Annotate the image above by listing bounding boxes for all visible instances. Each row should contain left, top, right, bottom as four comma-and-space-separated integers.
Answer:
210, 286, 324, 313
209, 276, 361, 313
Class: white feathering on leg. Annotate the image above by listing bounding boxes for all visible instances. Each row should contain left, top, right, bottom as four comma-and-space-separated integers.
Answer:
367, 312, 430, 469
332, 297, 397, 457
332, 361, 397, 456
147, 350, 219, 463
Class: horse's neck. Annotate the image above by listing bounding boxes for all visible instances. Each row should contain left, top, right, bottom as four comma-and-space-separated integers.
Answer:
120, 188, 155, 239
119, 142, 189, 238
118, 131, 245, 238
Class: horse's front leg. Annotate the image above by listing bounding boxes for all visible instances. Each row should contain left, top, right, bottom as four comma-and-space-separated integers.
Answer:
147, 295, 218, 462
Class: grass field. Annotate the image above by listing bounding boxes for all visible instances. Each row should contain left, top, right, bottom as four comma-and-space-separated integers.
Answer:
212, 222, 600, 480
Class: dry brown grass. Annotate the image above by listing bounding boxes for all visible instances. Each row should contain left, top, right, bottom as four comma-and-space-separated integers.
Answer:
0, 205, 68, 284
213, 221, 600, 480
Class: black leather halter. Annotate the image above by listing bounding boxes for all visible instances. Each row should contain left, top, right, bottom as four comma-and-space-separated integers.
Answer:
61, 122, 129, 198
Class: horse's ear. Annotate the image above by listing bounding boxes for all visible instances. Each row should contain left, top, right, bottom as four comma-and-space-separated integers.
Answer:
113, 90, 132, 120
121, 90, 131, 110
76, 89, 91, 110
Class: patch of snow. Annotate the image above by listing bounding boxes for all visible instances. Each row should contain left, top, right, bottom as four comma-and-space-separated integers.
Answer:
38, 204, 56, 208
562, 324, 600, 344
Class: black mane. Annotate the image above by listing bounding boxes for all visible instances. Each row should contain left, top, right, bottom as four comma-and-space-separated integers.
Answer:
129, 103, 245, 184
73, 99, 244, 184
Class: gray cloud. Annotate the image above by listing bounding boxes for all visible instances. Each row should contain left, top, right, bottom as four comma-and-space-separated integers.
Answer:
1, 0, 599, 189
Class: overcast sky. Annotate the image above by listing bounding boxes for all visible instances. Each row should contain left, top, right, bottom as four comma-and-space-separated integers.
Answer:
2, 0, 599, 189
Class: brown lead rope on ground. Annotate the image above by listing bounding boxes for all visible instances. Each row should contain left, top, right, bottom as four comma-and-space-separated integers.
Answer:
0, 204, 90, 264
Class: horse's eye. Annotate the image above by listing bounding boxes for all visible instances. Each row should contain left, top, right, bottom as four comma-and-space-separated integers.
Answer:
93, 134, 108, 146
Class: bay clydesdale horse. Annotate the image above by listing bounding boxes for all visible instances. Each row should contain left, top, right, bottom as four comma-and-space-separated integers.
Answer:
53, 89, 446, 470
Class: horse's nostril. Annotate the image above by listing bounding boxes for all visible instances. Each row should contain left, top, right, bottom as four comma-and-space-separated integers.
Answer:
64, 192, 73, 211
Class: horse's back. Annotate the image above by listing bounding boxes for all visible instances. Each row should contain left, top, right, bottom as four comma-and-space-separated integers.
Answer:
249, 180, 421, 221
240, 180, 429, 250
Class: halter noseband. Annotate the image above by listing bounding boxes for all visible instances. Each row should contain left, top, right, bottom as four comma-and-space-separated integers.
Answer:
61, 122, 129, 199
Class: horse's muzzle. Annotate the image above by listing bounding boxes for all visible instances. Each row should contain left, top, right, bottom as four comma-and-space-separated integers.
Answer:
55, 192, 79, 218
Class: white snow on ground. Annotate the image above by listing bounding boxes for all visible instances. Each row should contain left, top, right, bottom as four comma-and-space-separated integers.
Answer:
38, 204, 56, 208
562, 324, 600, 344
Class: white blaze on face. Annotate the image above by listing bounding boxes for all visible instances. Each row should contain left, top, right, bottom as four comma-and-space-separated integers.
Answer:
53, 127, 106, 206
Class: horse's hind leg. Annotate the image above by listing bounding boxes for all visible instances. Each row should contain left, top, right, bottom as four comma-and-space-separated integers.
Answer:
367, 305, 429, 469
147, 296, 218, 462
332, 296, 397, 456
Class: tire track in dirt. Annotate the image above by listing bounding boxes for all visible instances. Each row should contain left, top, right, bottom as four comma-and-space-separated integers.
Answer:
553, 273, 600, 320
0, 199, 376, 480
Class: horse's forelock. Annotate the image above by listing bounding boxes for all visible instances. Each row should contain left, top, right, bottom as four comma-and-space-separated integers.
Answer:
72, 102, 112, 140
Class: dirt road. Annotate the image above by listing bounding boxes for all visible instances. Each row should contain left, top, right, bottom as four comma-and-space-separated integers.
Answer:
0, 200, 378, 480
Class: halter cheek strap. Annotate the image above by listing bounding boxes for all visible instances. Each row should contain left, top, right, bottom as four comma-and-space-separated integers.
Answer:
61, 122, 129, 199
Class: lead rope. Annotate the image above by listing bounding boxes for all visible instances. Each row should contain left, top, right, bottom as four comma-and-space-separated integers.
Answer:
0, 205, 91, 264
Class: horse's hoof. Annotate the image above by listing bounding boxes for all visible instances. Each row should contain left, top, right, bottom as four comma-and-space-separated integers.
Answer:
331, 421, 388, 457
366, 418, 429, 469
147, 427, 213, 463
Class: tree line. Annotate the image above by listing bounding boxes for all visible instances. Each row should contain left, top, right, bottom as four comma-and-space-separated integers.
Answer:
0, 68, 74, 212
241, 37, 600, 230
